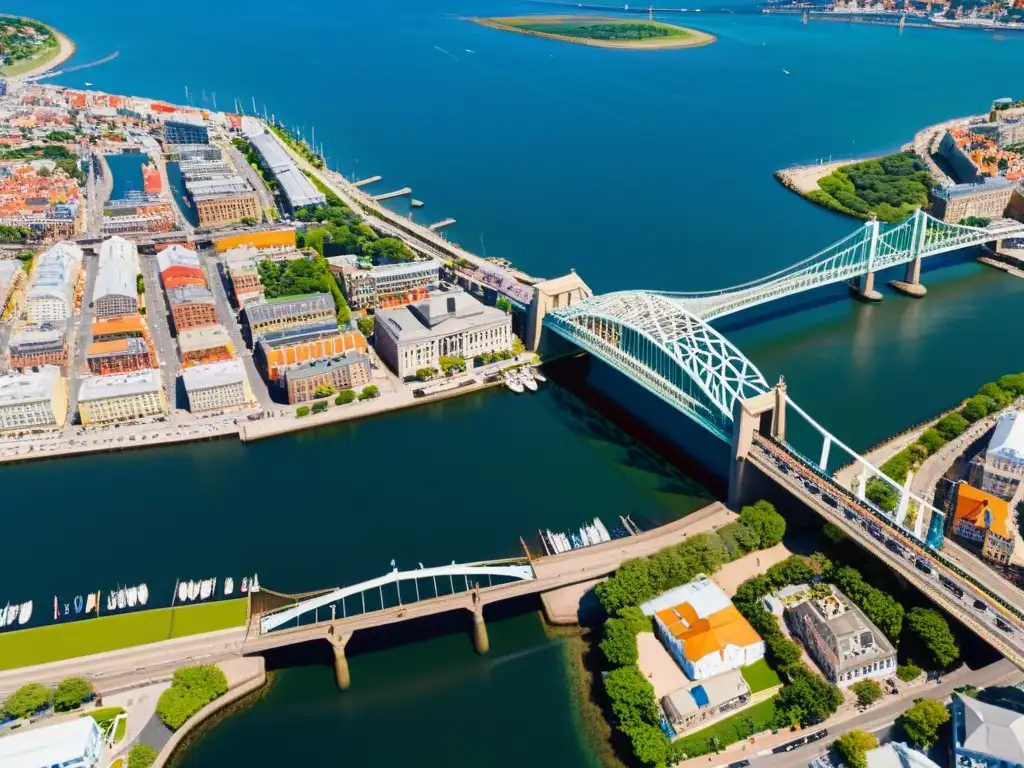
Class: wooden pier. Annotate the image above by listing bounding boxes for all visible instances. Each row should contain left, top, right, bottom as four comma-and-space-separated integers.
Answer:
429, 218, 456, 231
372, 187, 411, 201
352, 175, 382, 188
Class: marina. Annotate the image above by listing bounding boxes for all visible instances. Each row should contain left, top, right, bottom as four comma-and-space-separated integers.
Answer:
539, 516, 632, 556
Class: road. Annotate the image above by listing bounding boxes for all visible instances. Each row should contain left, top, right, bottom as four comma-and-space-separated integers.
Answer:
751, 438, 1024, 666
200, 252, 274, 410
221, 139, 277, 219
139, 251, 180, 412
743, 659, 1021, 768
65, 252, 99, 426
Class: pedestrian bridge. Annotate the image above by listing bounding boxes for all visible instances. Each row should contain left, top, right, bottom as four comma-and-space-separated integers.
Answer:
542, 208, 1024, 665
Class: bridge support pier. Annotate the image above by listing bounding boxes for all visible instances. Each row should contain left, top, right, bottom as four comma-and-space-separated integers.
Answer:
471, 605, 489, 654
728, 379, 787, 510
326, 629, 352, 690
850, 271, 883, 302
889, 256, 927, 297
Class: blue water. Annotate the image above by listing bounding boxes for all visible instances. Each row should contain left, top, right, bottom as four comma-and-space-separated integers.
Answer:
105, 151, 147, 200
11, 2, 1024, 765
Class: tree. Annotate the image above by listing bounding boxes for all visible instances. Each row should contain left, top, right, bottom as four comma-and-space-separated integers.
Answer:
850, 679, 883, 707
53, 677, 93, 712
776, 666, 843, 725
156, 665, 228, 730
416, 367, 437, 381
512, 335, 526, 357
363, 237, 415, 264
906, 607, 959, 668
135, 273, 144, 295
127, 744, 158, 768
739, 500, 786, 548
898, 698, 950, 748
156, 685, 204, 730
935, 413, 970, 441
312, 400, 328, 414
601, 616, 641, 667
896, 661, 922, 682
314, 384, 334, 398
2, 683, 52, 719
918, 429, 945, 455
496, 296, 512, 313
961, 395, 989, 423
240, 216, 257, 225
359, 385, 379, 400
335, 390, 356, 405
823, 522, 847, 545
832, 729, 878, 768
604, 664, 660, 726
357, 315, 374, 337
296, 406, 310, 417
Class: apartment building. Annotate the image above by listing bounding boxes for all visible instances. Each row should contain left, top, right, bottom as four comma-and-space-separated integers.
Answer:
951, 482, 1015, 565
25, 241, 83, 323
182, 359, 254, 413
931, 178, 1016, 223
178, 324, 234, 367
255, 328, 367, 381
86, 337, 156, 375
8, 325, 68, 372
157, 244, 206, 290
283, 353, 372, 404
78, 370, 167, 425
969, 411, 1024, 502
242, 293, 335, 338
167, 285, 218, 332
0, 365, 67, 432
92, 313, 150, 343
223, 246, 264, 305
660, 670, 753, 734
784, 584, 897, 686
640, 576, 764, 681
338, 260, 440, 310
93, 236, 141, 318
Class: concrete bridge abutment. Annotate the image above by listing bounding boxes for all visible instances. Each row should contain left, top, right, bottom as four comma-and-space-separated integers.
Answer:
326, 628, 352, 690
889, 256, 927, 297
728, 379, 787, 511
849, 270, 883, 302
526, 272, 593, 351
470, 584, 489, 654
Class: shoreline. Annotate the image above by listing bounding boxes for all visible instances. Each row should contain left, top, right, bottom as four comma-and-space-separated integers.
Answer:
0, 15, 76, 80
469, 16, 716, 50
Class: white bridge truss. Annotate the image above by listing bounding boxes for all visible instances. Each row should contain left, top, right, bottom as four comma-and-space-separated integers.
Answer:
661, 210, 1024, 321
259, 562, 534, 634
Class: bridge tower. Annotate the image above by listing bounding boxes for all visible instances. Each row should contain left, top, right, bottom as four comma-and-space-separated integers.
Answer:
889, 208, 928, 298
849, 219, 884, 302
728, 377, 787, 509
525, 272, 593, 351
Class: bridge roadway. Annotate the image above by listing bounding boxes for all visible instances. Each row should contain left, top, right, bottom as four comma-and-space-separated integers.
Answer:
749, 435, 1024, 668
0, 504, 732, 696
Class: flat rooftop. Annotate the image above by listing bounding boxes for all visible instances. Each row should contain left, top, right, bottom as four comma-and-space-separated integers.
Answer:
78, 370, 161, 401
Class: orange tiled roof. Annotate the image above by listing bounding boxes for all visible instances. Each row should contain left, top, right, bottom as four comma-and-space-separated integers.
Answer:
655, 603, 762, 662
92, 314, 147, 338
87, 338, 129, 356
954, 483, 1011, 540
265, 331, 368, 379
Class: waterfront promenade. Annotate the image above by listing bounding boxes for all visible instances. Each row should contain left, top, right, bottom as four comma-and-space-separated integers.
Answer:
0, 502, 732, 694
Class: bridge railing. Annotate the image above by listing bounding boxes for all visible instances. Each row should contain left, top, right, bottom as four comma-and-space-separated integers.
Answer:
757, 436, 1024, 632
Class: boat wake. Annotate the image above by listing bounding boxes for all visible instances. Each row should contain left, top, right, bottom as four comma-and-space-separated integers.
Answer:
433, 45, 459, 61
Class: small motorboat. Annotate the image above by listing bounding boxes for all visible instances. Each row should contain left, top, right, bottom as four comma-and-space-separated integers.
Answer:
6, 604, 18, 624
200, 579, 212, 600
74, 595, 84, 614
504, 371, 524, 394
116, 589, 126, 609
782, 69, 791, 75
127, 587, 138, 608
224, 577, 234, 596
86, 592, 97, 614
19, 601, 32, 625
522, 370, 538, 392
531, 368, 547, 383
241, 577, 249, 594
138, 584, 148, 606
178, 582, 189, 603
594, 517, 611, 542
251, 574, 260, 592
107, 592, 118, 611
188, 581, 200, 601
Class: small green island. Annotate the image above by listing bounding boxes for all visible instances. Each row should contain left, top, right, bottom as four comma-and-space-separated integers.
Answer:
0, 16, 66, 77
470, 15, 716, 50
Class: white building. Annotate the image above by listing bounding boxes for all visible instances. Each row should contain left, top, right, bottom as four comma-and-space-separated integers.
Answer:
0, 366, 68, 432
0, 716, 104, 768
25, 241, 84, 323
970, 411, 1024, 502
864, 742, 941, 768
78, 370, 167, 425
373, 285, 513, 378
93, 235, 141, 318
182, 358, 254, 413
639, 575, 765, 681
156, 243, 201, 273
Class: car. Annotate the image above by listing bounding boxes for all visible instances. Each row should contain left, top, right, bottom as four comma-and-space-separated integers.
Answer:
726, 762, 750, 768
914, 558, 933, 575
974, 599, 987, 611
997, 617, 1014, 633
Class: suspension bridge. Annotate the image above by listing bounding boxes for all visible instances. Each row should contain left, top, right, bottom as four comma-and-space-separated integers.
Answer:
542, 207, 1024, 666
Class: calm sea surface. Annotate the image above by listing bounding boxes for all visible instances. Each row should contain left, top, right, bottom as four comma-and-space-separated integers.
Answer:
5, 0, 1024, 763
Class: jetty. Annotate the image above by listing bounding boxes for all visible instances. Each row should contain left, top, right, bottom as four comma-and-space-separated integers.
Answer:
352, 175, 381, 188
372, 187, 411, 201
429, 218, 456, 231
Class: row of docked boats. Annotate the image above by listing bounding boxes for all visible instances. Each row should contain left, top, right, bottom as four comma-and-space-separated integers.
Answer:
543, 517, 613, 555
104, 584, 149, 612
175, 574, 259, 604
503, 367, 544, 394
0, 600, 33, 628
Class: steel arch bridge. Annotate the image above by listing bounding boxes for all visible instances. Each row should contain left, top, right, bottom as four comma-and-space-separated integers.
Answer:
661, 210, 1024, 321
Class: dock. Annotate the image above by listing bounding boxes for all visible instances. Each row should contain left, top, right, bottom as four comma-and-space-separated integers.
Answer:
352, 175, 382, 188
372, 187, 411, 201
429, 218, 456, 231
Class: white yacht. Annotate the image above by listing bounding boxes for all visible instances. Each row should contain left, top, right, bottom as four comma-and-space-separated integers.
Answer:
178, 582, 189, 603
505, 371, 525, 393
522, 369, 538, 392
138, 584, 149, 606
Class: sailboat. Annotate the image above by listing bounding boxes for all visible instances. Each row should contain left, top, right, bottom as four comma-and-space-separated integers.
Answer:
127, 587, 138, 608
188, 581, 200, 601
200, 580, 212, 600
138, 585, 149, 606
178, 582, 189, 603
18, 601, 32, 625
107, 592, 117, 611
224, 578, 234, 596
116, 588, 126, 609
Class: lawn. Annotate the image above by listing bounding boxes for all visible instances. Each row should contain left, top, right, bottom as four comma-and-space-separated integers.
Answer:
741, 658, 783, 693
113, 716, 127, 743
0, 599, 248, 671
1, 43, 62, 77
674, 696, 779, 757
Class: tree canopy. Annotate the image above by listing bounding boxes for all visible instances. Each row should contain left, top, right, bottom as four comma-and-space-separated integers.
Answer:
53, 677, 93, 712
127, 743, 158, 768
811, 153, 934, 222
905, 608, 959, 668
156, 664, 228, 730
738, 500, 787, 549
833, 566, 904, 642
832, 729, 878, 768
850, 679, 883, 707
2, 683, 52, 719
898, 698, 950, 748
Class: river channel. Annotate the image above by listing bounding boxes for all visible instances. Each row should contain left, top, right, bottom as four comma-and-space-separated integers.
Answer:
5, 0, 1024, 763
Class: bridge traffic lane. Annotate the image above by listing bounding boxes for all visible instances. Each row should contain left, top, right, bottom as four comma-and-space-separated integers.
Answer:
750, 438, 1024, 668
